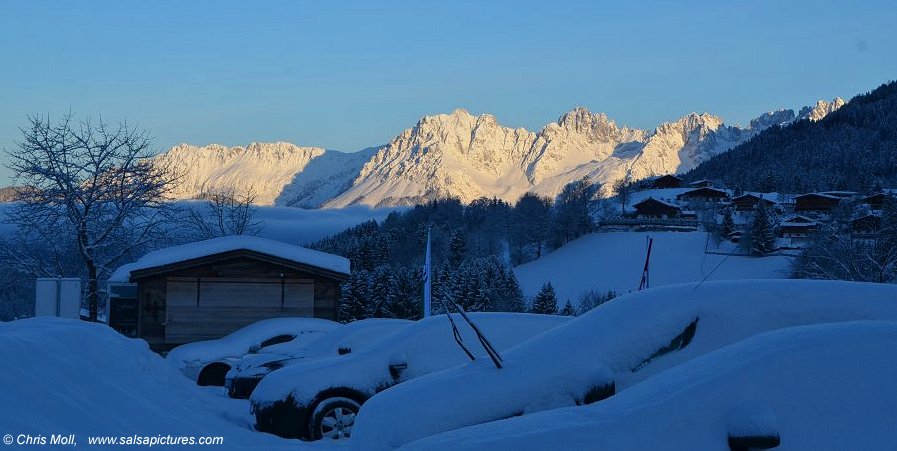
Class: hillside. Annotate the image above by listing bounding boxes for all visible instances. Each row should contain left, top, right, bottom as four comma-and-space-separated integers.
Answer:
687, 81, 897, 192
513, 231, 792, 306
154, 100, 840, 208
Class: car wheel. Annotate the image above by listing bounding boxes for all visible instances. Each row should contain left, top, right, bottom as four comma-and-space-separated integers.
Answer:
308, 397, 361, 441
197, 362, 231, 386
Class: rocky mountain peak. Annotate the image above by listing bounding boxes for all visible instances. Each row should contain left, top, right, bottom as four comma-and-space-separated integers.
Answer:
797, 97, 845, 122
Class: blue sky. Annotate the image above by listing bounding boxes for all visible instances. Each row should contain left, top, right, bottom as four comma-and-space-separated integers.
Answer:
0, 0, 894, 185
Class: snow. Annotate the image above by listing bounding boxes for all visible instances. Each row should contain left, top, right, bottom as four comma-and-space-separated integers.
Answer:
229, 318, 412, 379
166, 317, 340, 374
796, 97, 846, 122
0, 317, 302, 449
403, 321, 897, 451
513, 231, 792, 306
253, 204, 399, 245
109, 235, 351, 283
350, 279, 897, 450
260, 318, 410, 357
725, 400, 779, 440
157, 101, 840, 209
250, 313, 570, 407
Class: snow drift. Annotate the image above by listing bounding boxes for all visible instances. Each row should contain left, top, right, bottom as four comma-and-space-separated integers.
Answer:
0, 318, 295, 449
351, 279, 897, 450
403, 321, 897, 451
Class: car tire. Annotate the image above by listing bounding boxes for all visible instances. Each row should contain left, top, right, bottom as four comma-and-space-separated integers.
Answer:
197, 362, 231, 386
307, 397, 361, 441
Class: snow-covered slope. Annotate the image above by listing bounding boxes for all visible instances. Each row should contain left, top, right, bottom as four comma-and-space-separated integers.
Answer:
158, 99, 841, 208
513, 231, 792, 305
156, 142, 374, 207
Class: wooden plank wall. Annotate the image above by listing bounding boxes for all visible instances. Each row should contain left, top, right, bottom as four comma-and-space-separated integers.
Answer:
165, 276, 315, 343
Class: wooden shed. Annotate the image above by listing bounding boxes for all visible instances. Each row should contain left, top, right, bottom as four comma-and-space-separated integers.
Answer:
731, 194, 776, 212
107, 236, 350, 351
633, 197, 682, 219
779, 216, 818, 238
676, 187, 730, 203
652, 174, 684, 189
861, 193, 894, 211
688, 179, 714, 188
794, 193, 841, 213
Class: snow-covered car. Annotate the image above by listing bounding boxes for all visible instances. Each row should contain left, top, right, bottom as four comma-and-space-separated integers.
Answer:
404, 321, 897, 451
250, 312, 571, 441
225, 318, 412, 399
166, 317, 340, 386
352, 279, 897, 450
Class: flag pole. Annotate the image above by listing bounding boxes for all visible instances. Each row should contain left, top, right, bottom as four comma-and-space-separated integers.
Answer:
423, 225, 432, 317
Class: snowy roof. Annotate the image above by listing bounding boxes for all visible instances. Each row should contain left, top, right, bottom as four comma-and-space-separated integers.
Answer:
795, 192, 840, 200
780, 215, 818, 227
108, 235, 350, 283
732, 193, 775, 202
820, 190, 858, 198
677, 187, 729, 197
634, 197, 680, 209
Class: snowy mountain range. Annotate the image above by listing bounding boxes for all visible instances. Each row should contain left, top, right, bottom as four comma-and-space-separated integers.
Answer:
159, 99, 843, 208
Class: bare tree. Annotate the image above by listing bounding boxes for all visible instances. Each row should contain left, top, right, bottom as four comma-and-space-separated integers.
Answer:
4, 114, 177, 321
794, 200, 897, 283
182, 187, 262, 239
613, 174, 634, 214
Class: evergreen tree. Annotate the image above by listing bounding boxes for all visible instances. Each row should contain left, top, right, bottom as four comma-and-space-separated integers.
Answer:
687, 81, 897, 193
367, 267, 392, 317
722, 207, 736, 238
385, 266, 423, 320
339, 271, 371, 322
577, 289, 616, 315
448, 228, 467, 267
530, 282, 558, 314
498, 270, 526, 312
559, 300, 577, 316
749, 200, 777, 256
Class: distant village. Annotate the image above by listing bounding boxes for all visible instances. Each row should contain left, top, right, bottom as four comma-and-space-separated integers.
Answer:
605, 174, 893, 253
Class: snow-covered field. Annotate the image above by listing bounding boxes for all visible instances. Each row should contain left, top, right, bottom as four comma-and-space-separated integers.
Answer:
514, 231, 792, 305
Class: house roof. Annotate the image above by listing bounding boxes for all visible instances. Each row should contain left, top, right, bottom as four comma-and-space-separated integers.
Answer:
820, 190, 858, 198
795, 193, 841, 201
634, 197, 681, 209
109, 235, 351, 283
780, 215, 818, 227
731, 194, 776, 203
851, 213, 882, 222
861, 192, 895, 203
676, 187, 729, 198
